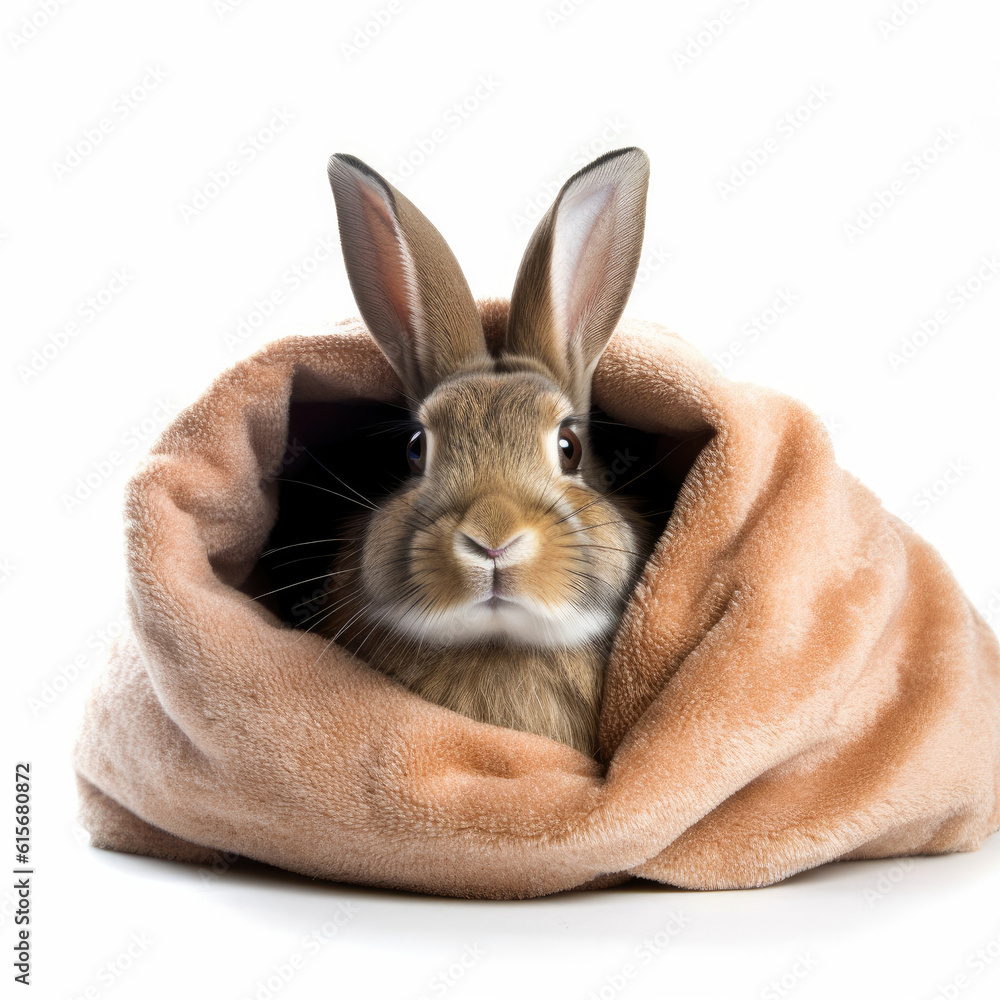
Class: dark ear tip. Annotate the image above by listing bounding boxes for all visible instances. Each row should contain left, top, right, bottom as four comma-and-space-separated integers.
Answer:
327, 152, 392, 194
586, 145, 650, 179
623, 146, 650, 176
614, 145, 649, 162
326, 152, 346, 178
555, 147, 649, 211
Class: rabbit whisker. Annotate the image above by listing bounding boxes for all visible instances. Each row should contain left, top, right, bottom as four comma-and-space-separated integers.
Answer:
327, 599, 377, 645
259, 537, 349, 558
554, 437, 695, 524
250, 571, 342, 602
392, 491, 437, 529
288, 603, 350, 643
272, 477, 381, 513
351, 600, 406, 656
291, 584, 358, 621
269, 552, 343, 571
571, 543, 644, 558
303, 444, 381, 510
553, 519, 630, 538
310, 600, 375, 667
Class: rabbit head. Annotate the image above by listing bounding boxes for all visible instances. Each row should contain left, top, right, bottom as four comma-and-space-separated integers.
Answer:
326, 147, 650, 650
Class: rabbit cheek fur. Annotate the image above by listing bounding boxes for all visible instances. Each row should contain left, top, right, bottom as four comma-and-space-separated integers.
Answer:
320, 146, 652, 757
320, 366, 648, 756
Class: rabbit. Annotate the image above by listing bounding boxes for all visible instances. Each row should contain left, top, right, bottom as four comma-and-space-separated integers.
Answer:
318, 146, 652, 757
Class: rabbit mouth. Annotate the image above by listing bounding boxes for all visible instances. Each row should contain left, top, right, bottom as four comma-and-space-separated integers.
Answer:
480, 594, 514, 609
383, 591, 616, 649
356, 485, 642, 648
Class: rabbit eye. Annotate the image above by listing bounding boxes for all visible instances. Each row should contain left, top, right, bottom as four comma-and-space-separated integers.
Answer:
406, 429, 425, 473
558, 427, 582, 471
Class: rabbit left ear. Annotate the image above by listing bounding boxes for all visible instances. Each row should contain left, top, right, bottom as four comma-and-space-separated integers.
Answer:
327, 153, 489, 399
505, 147, 650, 410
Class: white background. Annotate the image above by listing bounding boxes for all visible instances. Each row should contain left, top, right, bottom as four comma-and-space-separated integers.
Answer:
3, 0, 1000, 997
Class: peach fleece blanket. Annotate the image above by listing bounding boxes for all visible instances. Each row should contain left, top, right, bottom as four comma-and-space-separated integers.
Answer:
73, 303, 1000, 899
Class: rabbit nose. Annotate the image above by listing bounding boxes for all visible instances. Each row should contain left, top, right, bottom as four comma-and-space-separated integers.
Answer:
457, 530, 533, 565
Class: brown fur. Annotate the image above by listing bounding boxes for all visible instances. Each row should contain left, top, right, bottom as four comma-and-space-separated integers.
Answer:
319, 150, 653, 755
325, 591, 609, 756
318, 348, 649, 756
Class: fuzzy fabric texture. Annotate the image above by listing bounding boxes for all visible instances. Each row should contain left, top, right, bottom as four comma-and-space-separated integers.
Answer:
72, 303, 1000, 899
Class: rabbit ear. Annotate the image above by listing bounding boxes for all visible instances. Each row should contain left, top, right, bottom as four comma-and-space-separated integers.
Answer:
505, 147, 649, 409
327, 153, 489, 399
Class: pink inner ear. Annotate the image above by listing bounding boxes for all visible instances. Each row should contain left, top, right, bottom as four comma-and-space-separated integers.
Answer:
353, 179, 418, 340
549, 182, 616, 349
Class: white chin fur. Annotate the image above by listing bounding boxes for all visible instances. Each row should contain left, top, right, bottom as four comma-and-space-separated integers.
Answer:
382, 597, 615, 649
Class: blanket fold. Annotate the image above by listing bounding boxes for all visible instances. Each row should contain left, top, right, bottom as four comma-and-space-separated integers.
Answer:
72, 305, 1000, 899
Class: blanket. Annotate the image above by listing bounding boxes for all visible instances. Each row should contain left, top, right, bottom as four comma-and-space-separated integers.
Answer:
72, 302, 1000, 899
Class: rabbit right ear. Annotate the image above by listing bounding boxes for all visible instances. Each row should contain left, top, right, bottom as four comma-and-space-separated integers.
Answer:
327, 154, 489, 399
505, 147, 649, 411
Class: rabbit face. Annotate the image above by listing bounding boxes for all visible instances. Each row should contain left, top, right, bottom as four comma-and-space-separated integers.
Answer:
357, 367, 642, 648
325, 145, 650, 654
